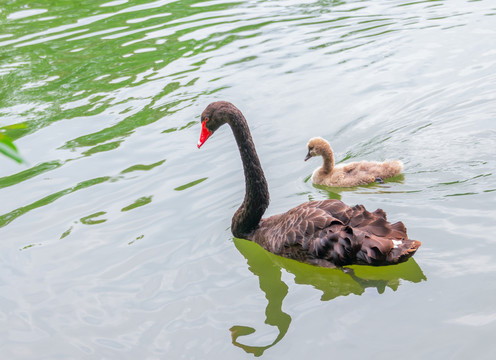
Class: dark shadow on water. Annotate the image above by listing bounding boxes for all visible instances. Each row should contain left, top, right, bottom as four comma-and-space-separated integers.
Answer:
230, 238, 426, 357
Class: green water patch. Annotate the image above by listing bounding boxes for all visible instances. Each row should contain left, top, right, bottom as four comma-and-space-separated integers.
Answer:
174, 177, 207, 191
0, 161, 62, 190
0, 157, 166, 227
82, 140, 123, 156
120, 159, 165, 174
80, 211, 108, 225
161, 120, 196, 134
121, 196, 152, 212
0, 0, 255, 149
0, 176, 110, 228
128, 234, 144, 245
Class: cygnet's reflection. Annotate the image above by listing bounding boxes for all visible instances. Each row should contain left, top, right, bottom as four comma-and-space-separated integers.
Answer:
230, 238, 426, 357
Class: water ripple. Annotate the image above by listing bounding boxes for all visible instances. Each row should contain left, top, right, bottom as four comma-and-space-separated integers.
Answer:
1, 0, 496, 358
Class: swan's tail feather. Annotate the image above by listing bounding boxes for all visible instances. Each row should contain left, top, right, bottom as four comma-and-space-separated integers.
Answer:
387, 238, 421, 264
355, 235, 421, 266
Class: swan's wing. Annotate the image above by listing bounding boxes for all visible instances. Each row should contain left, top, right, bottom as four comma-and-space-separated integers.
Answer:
256, 203, 355, 266
312, 201, 420, 265
255, 200, 420, 267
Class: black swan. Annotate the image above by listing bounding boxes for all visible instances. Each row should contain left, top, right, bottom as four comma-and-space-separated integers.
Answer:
305, 137, 403, 187
197, 101, 420, 267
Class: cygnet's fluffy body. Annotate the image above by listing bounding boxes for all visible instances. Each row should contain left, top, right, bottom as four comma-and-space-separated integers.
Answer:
306, 137, 403, 187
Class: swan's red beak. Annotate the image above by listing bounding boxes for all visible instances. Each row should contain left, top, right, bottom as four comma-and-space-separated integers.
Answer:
197, 121, 212, 148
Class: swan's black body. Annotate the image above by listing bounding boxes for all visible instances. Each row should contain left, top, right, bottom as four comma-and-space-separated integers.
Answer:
198, 101, 420, 267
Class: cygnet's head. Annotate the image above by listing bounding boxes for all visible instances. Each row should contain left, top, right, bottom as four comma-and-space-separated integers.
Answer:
304, 137, 331, 161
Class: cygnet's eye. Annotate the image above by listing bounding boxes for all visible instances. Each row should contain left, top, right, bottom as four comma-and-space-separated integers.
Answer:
309, 146, 314, 151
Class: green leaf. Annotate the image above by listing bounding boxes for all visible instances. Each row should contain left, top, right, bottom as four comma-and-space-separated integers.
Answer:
1, 123, 28, 131
0, 134, 25, 164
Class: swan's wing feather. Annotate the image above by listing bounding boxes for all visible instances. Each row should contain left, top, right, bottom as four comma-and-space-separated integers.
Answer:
254, 199, 420, 267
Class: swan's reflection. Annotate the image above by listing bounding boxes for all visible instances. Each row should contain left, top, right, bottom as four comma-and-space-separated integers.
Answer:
230, 238, 426, 356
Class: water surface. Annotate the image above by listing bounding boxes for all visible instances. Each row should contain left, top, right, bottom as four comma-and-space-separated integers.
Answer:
1, 0, 496, 358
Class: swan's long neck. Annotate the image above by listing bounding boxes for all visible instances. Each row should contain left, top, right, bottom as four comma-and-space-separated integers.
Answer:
321, 144, 335, 174
227, 111, 270, 239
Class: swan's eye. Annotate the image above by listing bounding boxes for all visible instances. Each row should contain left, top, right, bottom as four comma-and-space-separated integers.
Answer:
204, 117, 209, 122
309, 146, 314, 151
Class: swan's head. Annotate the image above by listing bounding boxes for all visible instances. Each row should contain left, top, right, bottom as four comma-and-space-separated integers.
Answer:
197, 101, 239, 148
304, 137, 331, 161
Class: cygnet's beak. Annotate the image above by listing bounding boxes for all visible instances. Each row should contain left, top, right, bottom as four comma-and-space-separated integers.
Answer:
304, 152, 312, 161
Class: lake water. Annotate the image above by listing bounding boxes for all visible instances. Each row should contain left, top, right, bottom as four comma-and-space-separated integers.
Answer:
1, 0, 495, 358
